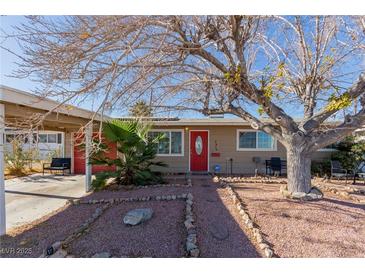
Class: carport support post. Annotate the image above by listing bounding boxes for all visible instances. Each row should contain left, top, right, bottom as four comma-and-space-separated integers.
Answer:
0, 103, 6, 235
85, 122, 92, 192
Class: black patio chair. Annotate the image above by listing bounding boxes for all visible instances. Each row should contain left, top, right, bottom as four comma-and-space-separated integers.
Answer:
331, 160, 353, 182
353, 162, 365, 184
43, 158, 71, 176
265, 157, 282, 176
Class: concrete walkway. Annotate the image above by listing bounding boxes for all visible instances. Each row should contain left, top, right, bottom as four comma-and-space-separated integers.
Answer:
5, 174, 86, 231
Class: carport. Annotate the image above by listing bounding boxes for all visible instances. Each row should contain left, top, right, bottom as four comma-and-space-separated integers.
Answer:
0, 85, 105, 235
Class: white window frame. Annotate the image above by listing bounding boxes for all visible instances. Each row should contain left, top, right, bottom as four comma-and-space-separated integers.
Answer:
148, 129, 184, 157
236, 129, 277, 151
318, 142, 340, 152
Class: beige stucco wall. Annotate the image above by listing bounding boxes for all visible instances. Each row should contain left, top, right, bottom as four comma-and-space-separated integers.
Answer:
64, 130, 72, 158
152, 125, 333, 175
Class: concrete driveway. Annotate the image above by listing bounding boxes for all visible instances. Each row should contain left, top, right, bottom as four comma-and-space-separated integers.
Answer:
5, 174, 86, 232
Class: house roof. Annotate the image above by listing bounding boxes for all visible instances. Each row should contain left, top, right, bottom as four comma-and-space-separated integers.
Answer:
117, 117, 343, 127
0, 85, 108, 121
152, 118, 253, 126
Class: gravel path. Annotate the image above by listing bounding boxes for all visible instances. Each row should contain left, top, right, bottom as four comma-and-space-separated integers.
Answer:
232, 182, 365, 258
190, 178, 260, 258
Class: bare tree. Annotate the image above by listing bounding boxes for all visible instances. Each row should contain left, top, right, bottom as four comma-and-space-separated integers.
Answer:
3, 15, 365, 194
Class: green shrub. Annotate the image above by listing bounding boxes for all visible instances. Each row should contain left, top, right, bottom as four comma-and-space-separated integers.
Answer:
311, 159, 331, 177
331, 136, 365, 170
5, 139, 34, 176
90, 119, 167, 190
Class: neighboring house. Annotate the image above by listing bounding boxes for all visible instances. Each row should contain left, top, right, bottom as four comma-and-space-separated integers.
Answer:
4, 129, 64, 160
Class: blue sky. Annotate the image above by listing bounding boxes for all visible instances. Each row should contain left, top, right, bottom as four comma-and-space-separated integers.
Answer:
0, 16, 35, 91
0, 16, 111, 115
0, 16, 362, 119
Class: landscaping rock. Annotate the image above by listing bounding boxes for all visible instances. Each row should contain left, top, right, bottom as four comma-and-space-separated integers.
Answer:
190, 248, 200, 257
50, 248, 68, 258
184, 220, 195, 230
308, 186, 323, 199
264, 248, 273, 258
187, 193, 194, 200
339, 191, 350, 198
279, 185, 291, 198
209, 222, 229, 240
123, 208, 153, 226
259, 243, 269, 250
92, 252, 111, 258
291, 192, 307, 199
245, 219, 254, 229
186, 241, 198, 251
256, 233, 263, 243
187, 233, 197, 244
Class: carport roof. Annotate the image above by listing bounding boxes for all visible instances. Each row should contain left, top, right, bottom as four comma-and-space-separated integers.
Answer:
0, 85, 108, 121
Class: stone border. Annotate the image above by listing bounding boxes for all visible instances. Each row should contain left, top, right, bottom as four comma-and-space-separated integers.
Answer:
313, 182, 365, 204
40, 203, 112, 258
107, 178, 192, 191
216, 176, 286, 185
184, 193, 199, 257
43, 192, 199, 258
220, 180, 275, 258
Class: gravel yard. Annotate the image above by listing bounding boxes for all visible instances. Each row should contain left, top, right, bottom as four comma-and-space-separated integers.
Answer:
68, 201, 186, 258
0, 177, 259, 258
0, 204, 99, 258
2, 176, 363, 258
232, 182, 365, 258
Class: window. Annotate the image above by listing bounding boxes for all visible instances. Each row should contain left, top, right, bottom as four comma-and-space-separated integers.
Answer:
5, 134, 28, 143
5, 134, 15, 143
37, 133, 62, 144
57, 133, 62, 144
318, 142, 339, 151
148, 130, 184, 156
171, 131, 182, 154
47, 134, 57, 143
39, 134, 47, 143
237, 130, 276, 151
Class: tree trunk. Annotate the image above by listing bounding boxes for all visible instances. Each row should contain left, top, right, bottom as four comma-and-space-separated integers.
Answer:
286, 145, 312, 193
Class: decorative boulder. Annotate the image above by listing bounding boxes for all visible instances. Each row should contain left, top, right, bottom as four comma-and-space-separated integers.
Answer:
291, 192, 307, 199
307, 186, 323, 200
279, 185, 291, 198
123, 208, 153, 226
280, 185, 323, 200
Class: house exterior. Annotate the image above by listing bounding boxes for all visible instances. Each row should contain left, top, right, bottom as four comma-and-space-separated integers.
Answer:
0, 85, 337, 177
0, 85, 336, 177
142, 118, 333, 175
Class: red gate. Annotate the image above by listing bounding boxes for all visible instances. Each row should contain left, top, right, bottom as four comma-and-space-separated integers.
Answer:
73, 133, 117, 174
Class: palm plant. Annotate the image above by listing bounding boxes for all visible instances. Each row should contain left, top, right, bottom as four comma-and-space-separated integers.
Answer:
91, 119, 167, 190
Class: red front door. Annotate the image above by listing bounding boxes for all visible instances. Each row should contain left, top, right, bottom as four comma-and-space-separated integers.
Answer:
190, 131, 208, 172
